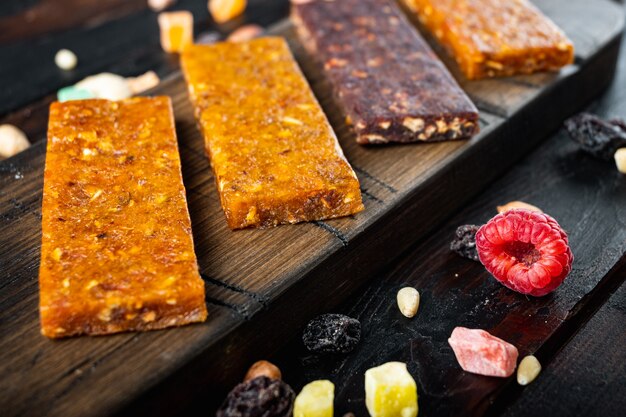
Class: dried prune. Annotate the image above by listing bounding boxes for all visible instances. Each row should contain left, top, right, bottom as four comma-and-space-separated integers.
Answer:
216, 376, 295, 417
302, 313, 361, 354
450, 224, 480, 261
564, 113, 626, 160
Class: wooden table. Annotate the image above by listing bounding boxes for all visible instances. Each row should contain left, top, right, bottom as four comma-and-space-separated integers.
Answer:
0, 1, 624, 416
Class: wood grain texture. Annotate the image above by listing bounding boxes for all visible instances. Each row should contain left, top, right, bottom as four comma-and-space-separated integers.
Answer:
398, 0, 625, 117
274, 117, 626, 417
501, 281, 626, 417
0, 2, 623, 416
275, 17, 626, 415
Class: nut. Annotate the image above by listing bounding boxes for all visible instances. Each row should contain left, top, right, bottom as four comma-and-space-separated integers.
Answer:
0, 124, 30, 159
614, 148, 626, 174
396, 287, 420, 318
148, 0, 176, 12
55, 49, 78, 71
497, 201, 543, 214
227, 24, 263, 43
517, 355, 541, 385
243, 360, 282, 381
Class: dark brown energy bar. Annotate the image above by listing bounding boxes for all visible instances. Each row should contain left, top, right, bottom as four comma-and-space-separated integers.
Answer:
291, 0, 479, 145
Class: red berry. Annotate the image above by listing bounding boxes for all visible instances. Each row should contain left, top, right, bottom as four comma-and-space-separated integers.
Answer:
475, 209, 573, 296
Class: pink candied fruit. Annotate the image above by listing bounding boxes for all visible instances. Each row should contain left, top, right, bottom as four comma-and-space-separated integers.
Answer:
448, 327, 518, 377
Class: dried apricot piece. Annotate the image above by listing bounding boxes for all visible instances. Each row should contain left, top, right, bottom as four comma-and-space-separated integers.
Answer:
209, 0, 246, 23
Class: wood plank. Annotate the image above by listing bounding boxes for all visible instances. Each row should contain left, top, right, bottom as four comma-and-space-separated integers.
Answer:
398, 0, 625, 117
501, 281, 626, 417
0, 0, 291, 116
0, 2, 622, 416
273, 122, 626, 417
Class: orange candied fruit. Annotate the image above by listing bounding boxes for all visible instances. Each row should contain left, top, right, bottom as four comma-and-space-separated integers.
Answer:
209, 0, 247, 24
158, 11, 194, 53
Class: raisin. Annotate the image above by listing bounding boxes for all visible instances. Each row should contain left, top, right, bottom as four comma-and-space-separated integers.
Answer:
450, 224, 480, 261
216, 376, 295, 417
302, 313, 361, 354
564, 113, 626, 160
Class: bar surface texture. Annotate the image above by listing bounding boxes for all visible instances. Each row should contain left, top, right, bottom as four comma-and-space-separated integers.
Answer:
181, 37, 364, 229
401, 0, 574, 80
291, 0, 479, 145
40, 97, 207, 338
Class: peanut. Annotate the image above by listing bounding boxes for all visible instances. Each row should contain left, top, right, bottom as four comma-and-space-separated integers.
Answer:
243, 360, 281, 381
517, 355, 541, 385
396, 287, 420, 318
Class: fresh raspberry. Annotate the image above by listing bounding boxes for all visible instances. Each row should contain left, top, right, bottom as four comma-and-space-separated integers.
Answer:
475, 209, 573, 296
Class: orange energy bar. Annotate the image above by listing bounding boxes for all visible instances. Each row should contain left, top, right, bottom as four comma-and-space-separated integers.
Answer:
40, 97, 207, 338
181, 37, 364, 229
401, 0, 574, 80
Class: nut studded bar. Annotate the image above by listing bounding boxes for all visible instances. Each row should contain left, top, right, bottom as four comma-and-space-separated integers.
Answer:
40, 97, 207, 338
401, 0, 574, 80
291, 0, 479, 145
181, 38, 364, 229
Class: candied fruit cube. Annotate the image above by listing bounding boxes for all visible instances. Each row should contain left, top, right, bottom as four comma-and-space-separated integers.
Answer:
448, 327, 519, 377
158, 11, 193, 53
209, 0, 246, 23
294, 380, 334, 417
365, 362, 418, 417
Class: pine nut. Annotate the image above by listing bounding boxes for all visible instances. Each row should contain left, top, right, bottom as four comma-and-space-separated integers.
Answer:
517, 355, 541, 385
397, 287, 420, 318
615, 148, 626, 174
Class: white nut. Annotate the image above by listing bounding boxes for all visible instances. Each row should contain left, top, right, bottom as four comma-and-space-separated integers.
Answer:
614, 148, 626, 174
396, 287, 420, 318
148, 0, 176, 12
55, 49, 78, 70
497, 201, 543, 214
126, 71, 160, 94
517, 355, 541, 385
0, 124, 30, 159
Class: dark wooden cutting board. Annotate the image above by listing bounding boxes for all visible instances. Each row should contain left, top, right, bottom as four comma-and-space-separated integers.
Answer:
0, 0, 623, 415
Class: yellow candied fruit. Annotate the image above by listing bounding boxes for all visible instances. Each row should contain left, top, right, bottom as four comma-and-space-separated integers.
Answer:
294, 380, 334, 417
158, 11, 193, 53
365, 362, 418, 417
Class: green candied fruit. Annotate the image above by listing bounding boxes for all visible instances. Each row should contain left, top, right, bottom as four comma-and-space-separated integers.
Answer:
57, 86, 94, 102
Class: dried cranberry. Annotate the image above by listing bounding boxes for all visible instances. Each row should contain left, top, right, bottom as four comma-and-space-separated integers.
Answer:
302, 313, 361, 354
450, 224, 480, 261
564, 113, 626, 160
216, 376, 295, 417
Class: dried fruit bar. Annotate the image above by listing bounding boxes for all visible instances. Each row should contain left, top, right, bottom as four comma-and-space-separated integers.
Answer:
401, 0, 574, 80
181, 38, 364, 229
291, 0, 479, 145
40, 97, 207, 338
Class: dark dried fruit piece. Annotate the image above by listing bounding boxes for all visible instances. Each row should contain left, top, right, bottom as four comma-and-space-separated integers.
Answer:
216, 376, 295, 417
302, 313, 361, 354
564, 113, 626, 160
450, 224, 480, 261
